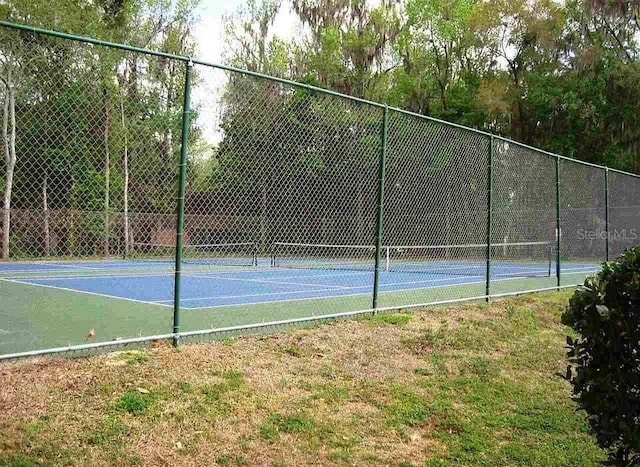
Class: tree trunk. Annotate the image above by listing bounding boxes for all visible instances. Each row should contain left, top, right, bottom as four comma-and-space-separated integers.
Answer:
120, 97, 130, 257
260, 188, 267, 253
103, 87, 110, 257
43, 169, 50, 256
357, 178, 364, 244
444, 166, 452, 258
2, 74, 16, 260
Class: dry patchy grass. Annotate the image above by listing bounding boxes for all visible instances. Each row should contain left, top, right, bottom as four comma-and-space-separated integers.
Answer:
0, 291, 604, 466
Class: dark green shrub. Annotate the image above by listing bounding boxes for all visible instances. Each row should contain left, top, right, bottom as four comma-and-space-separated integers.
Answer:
562, 247, 640, 466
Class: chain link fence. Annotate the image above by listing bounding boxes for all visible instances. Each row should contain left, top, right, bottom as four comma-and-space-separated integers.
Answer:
1, 21, 639, 360
559, 159, 607, 286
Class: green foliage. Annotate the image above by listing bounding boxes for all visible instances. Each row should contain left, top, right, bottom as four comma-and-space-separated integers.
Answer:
120, 352, 147, 365
2, 0, 638, 262
364, 312, 412, 326
112, 390, 152, 415
562, 247, 640, 465
216, 454, 246, 466
215, 370, 244, 389
0, 0, 201, 259
386, 386, 432, 428
177, 381, 193, 394
223, 0, 640, 173
0, 459, 40, 467
83, 416, 129, 446
461, 356, 497, 381
259, 412, 317, 442
284, 344, 302, 357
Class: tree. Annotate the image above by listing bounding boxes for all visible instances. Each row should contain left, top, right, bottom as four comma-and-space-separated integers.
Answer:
0, 58, 16, 259
393, 0, 480, 117
0, 0, 201, 258
563, 247, 640, 466
472, 0, 565, 141
292, 0, 401, 99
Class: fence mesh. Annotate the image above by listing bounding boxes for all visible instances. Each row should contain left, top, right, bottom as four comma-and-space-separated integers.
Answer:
0, 22, 639, 359
491, 140, 558, 293
0, 28, 180, 355
559, 160, 606, 285
380, 113, 489, 307
177, 66, 382, 331
4, 31, 181, 262
609, 170, 640, 258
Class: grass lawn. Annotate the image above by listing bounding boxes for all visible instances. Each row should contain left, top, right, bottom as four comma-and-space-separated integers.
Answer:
0, 290, 604, 466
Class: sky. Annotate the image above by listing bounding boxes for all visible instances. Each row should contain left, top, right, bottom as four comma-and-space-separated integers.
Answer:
192, 0, 244, 65
191, 0, 300, 145
193, 0, 299, 65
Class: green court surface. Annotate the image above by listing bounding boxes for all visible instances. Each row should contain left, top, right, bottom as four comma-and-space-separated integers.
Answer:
0, 264, 595, 356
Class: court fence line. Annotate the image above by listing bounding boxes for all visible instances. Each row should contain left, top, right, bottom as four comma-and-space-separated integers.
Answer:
0, 21, 638, 360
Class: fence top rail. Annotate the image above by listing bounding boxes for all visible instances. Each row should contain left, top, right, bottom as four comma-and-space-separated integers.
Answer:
0, 20, 638, 179
387, 105, 493, 138
607, 167, 640, 179
493, 135, 640, 177
0, 20, 386, 110
0, 20, 187, 61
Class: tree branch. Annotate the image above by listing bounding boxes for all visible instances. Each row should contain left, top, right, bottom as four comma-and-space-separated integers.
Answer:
602, 17, 633, 63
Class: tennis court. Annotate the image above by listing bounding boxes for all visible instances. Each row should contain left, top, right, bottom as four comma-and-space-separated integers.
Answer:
0, 241, 600, 309
0, 239, 602, 356
2, 21, 638, 360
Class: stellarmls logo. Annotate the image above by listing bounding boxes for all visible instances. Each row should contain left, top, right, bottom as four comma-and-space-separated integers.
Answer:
577, 228, 638, 241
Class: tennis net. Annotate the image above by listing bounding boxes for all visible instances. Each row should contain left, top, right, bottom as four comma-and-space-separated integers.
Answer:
130, 242, 257, 267
271, 241, 554, 278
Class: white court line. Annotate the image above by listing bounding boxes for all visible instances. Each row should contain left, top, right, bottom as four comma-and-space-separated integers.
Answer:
2, 264, 601, 311
187, 269, 373, 281
0, 267, 475, 289
0, 265, 101, 274
0, 268, 125, 277
155, 287, 368, 303
181, 289, 374, 309
181, 266, 601, 310
184, 266, 599, 309
0, 277, 172, 308
192, 272, 492, 290
2, 266, 447, 309
560, 266, 601, 272
45, 262, 109, 271
180, 275, 489, 309
0, 265, 137, 275
382, 274, 482, 286
173, 272, 484, 304
1, 260, 597, 282
4, 271, 176, 281
557, 270, 600, 275
1, 266, 371, 282
182, 273, 357, 290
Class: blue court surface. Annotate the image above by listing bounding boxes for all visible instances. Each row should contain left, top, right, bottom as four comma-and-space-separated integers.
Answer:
0, 258, 601, 309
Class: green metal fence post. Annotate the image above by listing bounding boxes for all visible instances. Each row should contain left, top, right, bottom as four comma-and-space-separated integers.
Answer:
485, 135, 494, 301
173, 59, 193, 347
372, 105, 389, 310
555, 156, 561, 288
604, 168, 610, 262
